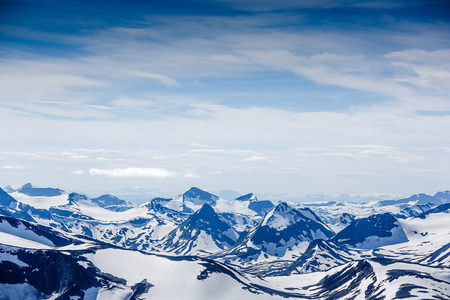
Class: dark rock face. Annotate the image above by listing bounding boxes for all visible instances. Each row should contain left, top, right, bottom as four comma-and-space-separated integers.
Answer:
419, 203, 450, 218
331, 213, 407, 248
130, 279, 153, 300
312, 260, 379, 300
0, 187, 18, 206
248, 200, 274, 216
0, 248, 100, 298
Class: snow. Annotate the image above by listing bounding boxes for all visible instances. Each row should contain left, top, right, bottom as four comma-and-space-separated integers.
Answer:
10, 192, 69, 209
355, 223, 408, 249
85, 248, 291, 300
0, 252, 29, 267
0, 231, 53, 249
0, 220, 56, 249
261, 210, 290, 230
0, 283, 40, 300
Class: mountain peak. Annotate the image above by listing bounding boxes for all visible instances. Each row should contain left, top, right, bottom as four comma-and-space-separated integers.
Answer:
0, 187, 17, 206
331, 212, 408, 249
67, 193, 89, 205
261, 202, 312, 230
182, 187, 219, 205
197, 203, 215, 215
273, 201, 293, 213
22, 183, 33, 189
158, 203, 239, 255
235, 193, 257, 202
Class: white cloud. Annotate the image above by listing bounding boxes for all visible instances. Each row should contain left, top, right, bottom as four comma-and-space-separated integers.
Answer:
89, 167, 176, 178
188, 149, 260, 155
183, 171, 200, 178
1, 165, 25, 170
242, 156, 271, 162
385, 49, 450, 91
71, 170, 85, 175
61, 151, 89, 160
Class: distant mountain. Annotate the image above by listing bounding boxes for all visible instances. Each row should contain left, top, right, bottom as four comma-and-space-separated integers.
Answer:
235, 193, 258, 202
215, 202, 334, 262
3, 185, 15, 193
396, 203, 435, 218
157, 204, 239, 255
164, 187, 220, 213
182, 187, 219, 205
331, 213, 408, 249
338, 213, 355, 226
418, 203, 450, 218
380, 191, 450, 206
18, 183, 64, 197
91, 194, 134, 211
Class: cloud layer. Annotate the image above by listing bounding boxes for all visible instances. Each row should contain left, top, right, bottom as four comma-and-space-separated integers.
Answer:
1, 0, 449, 195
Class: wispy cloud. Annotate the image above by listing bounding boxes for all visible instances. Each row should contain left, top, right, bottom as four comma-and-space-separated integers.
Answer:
242, 156, 272, 162
89, 167, 176, 178
0, 165, 26, 170
131, 71, 180, 87
71, 170, 85, 175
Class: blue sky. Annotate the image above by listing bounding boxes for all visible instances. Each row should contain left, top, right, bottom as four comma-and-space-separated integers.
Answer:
1, 0, 450, 198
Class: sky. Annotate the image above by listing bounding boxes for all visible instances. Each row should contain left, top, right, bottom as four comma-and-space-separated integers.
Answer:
1, 0, 450, 199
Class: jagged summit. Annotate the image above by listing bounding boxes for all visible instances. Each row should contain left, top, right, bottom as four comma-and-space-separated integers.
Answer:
158, 203, 239, 255
215, 202, 335, 261
195, 202, 215, 216
67, 193, 89, 205
235, 193, 258, 202
261, 202, 316, 230
182, 187, 219, 205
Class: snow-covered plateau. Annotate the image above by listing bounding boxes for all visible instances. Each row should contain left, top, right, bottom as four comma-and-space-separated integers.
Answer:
0, 183, 449, 299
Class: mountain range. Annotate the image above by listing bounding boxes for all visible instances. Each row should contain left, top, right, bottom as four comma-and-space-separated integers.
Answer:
0, 183, 449, 299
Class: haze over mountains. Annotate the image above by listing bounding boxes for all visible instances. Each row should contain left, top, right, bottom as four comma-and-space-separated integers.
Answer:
0, 183, 449, 299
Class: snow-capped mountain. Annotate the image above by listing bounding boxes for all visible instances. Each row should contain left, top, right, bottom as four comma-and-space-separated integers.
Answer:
214, 202, 335, 264
164, 187, 219, 213
331, 213, 408, 249
156, 204, 239, 255
234, 193, 258, 202
90, 194, 134, 211
380, 191, 450, 206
